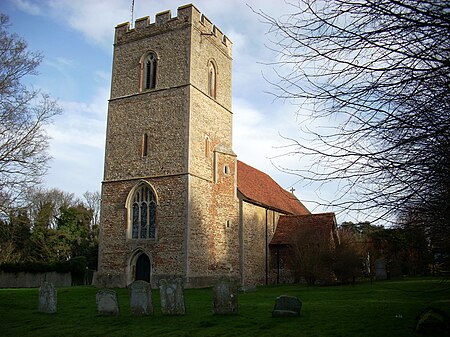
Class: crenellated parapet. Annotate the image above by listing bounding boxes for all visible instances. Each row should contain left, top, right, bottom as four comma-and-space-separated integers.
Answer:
114, 4, 232, 57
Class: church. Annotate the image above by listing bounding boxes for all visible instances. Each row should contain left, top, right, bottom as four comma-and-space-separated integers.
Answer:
95, 4, 337, 288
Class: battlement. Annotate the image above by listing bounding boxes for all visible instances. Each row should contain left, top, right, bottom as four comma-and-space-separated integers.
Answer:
115, 4, 232, 56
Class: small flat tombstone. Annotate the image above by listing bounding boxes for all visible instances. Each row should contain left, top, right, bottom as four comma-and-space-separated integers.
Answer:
272, 295, 302, 317
213, 278, 238, 315
239, 285, 257, 293
129, 280, 153, 316
96, 289, 119, 315
38, 281, 57, 314
159, 278, 186, 315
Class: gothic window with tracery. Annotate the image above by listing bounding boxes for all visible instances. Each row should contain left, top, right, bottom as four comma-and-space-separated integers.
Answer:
131, 184, 156, 239
142, 52, 157, 90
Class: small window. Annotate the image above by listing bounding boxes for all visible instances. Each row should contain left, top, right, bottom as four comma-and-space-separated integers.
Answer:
141, 52, 157, 90
208, 61, 216, 98
226, 220, 231, 228
205, 135, 211, 157
224, 165, 230, 175
141, 133, 149, 157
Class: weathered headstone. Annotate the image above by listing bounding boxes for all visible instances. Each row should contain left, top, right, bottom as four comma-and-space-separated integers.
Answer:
129, 280, 153, 316
375, 258, 387, 280
96, 289, 119, 315
213, 278, 238, 315
159, 278, 186, 315
272, 295, 302, 317
415, 307, 450, 335
38, 281, 57, 314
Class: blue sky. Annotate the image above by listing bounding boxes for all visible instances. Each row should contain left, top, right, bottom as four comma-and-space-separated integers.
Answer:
0, 0, 352, 221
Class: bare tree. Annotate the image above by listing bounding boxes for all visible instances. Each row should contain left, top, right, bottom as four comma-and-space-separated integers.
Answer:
0, 14, 61, 212
290, 224, 335, 284
259, 1, 450, 223
83, 191, 101, 228
26, 187, 78, 229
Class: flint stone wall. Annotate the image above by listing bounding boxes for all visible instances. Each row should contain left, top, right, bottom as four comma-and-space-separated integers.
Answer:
0, 272, 71, 288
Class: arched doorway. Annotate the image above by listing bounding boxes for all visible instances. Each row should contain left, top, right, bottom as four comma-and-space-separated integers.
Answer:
135, 253, 150, 282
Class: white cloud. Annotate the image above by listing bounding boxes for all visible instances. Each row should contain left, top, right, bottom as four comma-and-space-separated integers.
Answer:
44, 86, 108, 196
233, 97, 303, 184
45, 56, 75, 74
15, 0, 42, 16
42, 0, 124, 49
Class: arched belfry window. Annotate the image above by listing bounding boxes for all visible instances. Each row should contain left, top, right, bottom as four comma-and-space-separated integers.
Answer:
208, 61, 217, 98
129, 183, 157, 239
141, 52, 157, 91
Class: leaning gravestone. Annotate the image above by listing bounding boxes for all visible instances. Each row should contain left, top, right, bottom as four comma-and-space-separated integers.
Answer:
38, 281, 57, 314
159, 278, 186, 315
96, 289, 119, 315
213, 278, 238, 315
129, 280, 153, 316
272, 295, 302, 317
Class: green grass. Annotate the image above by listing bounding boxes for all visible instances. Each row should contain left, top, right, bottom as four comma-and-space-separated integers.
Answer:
1, 278, 449, 336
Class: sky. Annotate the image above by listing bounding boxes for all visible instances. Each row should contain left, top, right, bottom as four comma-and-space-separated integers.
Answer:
0, 0, 353, 222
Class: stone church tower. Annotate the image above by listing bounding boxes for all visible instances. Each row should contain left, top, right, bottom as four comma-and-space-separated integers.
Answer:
96, 4, 334, 289
96, 5, 239, 288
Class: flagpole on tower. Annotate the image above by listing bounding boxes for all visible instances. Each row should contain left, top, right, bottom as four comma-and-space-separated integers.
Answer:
131, 0, 135, 26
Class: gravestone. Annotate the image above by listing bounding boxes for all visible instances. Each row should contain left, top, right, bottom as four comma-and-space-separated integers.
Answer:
213, 278, 238, 315
129, 280, 153, 316
159, 278, 186, 315
38, 281, 57, 314
375, 258, 387, 280
415, 307, 450, 335
96, 289, 119, 315
272, 295, 302, 317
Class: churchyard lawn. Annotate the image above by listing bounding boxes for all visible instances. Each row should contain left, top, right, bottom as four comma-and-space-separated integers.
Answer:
1, 277, 448, 336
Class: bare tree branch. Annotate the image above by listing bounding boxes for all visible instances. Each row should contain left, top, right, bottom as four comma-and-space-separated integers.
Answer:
0, 14, 61, 213
258, 0, 450, 224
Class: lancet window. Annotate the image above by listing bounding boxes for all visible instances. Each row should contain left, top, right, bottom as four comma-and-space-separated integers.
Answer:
141, 52, 157, 90
208, 61, 217, 98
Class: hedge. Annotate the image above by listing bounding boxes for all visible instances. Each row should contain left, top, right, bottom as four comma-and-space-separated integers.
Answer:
0, 256, 87, 275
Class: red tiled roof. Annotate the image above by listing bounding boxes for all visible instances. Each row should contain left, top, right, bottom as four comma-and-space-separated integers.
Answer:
270, 213, 337, 245
237, 160, 310, 215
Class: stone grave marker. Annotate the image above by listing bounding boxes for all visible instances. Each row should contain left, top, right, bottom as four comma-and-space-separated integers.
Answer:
159, 278, 186, 315
38, 281, 57, 314
415, 307, 450, 335
129, 280, 153, 316
272, 295, 302, 317
375, 258, 387, 280
213, 278, 238, 315
96, 289, 119, 315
